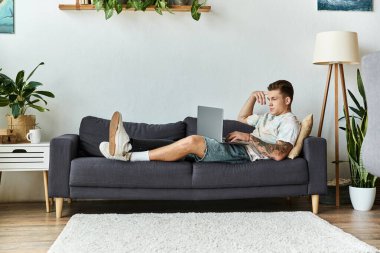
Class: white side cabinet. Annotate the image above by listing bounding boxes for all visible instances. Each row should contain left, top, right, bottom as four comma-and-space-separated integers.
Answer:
0, 142, 51, 212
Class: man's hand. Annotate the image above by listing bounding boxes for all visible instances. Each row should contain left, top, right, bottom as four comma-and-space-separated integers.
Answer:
238, 90, 268, 124
226, 131, 250, 142
251, 91, 268, 105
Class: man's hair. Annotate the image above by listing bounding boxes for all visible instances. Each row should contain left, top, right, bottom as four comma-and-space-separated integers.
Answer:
267, 80, 294, 102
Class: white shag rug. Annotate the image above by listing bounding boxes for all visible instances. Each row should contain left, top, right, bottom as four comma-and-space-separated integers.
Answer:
48, 212, 379, 253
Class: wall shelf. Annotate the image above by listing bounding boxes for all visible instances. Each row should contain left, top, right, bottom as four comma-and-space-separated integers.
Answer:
59, 4, 211, 12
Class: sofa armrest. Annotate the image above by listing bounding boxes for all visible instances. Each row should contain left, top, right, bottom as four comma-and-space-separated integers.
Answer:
302, 136, 327, 195
48, 134, 79, 198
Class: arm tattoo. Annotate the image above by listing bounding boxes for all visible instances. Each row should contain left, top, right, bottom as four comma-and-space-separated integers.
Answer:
249, 135, 293, 160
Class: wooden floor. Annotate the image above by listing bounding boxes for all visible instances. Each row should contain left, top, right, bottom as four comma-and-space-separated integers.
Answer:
1, 197, 380, 253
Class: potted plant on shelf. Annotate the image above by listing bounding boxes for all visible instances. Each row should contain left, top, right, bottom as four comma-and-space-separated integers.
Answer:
0, 62, 55, 143
93, 0, 206, 21
340, 69, 377, 211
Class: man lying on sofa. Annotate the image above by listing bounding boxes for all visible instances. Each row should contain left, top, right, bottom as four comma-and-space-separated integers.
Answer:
99, 80, 300, 163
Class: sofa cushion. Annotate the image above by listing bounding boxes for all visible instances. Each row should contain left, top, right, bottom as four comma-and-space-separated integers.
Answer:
183, 117, 254, 137
79, 116, 186, 157
288, 114, 313, 159
192, 158, 308, 188
70, 157, 193, 188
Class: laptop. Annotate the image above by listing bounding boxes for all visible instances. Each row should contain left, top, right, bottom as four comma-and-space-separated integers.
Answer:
197, 106, 250, 145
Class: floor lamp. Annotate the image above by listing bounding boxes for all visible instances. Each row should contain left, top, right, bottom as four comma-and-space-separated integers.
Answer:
313, 31, 360, 207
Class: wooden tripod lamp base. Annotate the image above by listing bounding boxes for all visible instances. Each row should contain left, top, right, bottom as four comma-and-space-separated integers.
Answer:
313, 31, 360, 207
317, 63, 351, 207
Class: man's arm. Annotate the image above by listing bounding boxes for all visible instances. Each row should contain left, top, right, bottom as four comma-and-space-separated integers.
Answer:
237, 91, 267, 124
249, 135, 293, 161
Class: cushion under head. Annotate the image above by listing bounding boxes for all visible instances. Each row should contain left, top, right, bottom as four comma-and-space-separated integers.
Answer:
288, 114, 313, 159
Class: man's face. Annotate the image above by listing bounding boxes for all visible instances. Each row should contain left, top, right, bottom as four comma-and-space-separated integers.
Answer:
267, 89, 291, 116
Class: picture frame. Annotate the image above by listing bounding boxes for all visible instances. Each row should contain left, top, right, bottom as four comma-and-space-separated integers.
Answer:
318, 0, 373, 11
0, 0, 14, 34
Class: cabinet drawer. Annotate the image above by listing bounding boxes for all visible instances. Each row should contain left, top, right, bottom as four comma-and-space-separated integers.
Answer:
0, 146, 49, 153
0, 145, 50, 170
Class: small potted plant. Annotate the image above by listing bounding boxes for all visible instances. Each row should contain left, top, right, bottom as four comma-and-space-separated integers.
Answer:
340, 69, 377, 211
0, 62, 55, 142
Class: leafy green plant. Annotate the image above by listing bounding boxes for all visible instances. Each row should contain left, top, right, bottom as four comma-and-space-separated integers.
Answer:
340, 69, 377, 188
190, 0, 204, 21
0, 63, 55, 118
92, 0, 206, 21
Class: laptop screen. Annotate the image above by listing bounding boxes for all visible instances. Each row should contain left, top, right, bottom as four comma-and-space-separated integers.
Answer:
197, 106, 224, 142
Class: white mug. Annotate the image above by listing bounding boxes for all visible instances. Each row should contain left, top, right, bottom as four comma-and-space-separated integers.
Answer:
26, 129, 41, 144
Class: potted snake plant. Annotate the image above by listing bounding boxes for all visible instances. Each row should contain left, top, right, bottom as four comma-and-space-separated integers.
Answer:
0, 62, 55, 142
340, 69, 377, 211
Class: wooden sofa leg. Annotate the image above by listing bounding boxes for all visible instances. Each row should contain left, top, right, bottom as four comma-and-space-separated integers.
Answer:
56, 198, 64, 218
312, 195, 319, 214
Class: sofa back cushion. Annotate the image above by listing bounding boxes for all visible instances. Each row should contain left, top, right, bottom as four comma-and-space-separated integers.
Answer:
183, 117, 254, 137
79, 116, 186, 157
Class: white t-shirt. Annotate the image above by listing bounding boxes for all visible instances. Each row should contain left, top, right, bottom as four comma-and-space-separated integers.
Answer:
244, 112, 300, 161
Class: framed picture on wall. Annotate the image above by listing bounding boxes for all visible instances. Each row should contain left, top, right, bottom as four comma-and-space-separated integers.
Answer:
0, 0, 14, 34
318, 0, 373, 11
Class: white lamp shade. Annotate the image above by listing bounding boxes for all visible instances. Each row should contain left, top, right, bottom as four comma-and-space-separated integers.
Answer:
313, 31, 360, 65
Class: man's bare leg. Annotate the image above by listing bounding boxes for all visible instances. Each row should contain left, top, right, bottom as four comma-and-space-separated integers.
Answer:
148, 135, 206, 161
99, 111, 206, 162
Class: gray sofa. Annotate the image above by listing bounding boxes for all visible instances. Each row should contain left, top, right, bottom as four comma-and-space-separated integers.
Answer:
49, 116, 327, 218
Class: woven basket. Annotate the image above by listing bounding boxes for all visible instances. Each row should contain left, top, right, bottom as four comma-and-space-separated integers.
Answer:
6, 115, 36, 143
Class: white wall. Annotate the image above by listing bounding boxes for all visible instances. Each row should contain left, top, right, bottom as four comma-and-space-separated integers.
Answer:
0, 0, 379, 202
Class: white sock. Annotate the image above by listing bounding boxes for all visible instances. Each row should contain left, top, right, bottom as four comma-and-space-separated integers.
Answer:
130, 151, 150, 162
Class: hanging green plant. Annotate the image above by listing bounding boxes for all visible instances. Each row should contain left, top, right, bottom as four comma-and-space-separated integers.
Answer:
92, 0, 206, 21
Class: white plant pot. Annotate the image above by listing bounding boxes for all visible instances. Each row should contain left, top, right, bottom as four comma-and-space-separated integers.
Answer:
349, 186, 376, 211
